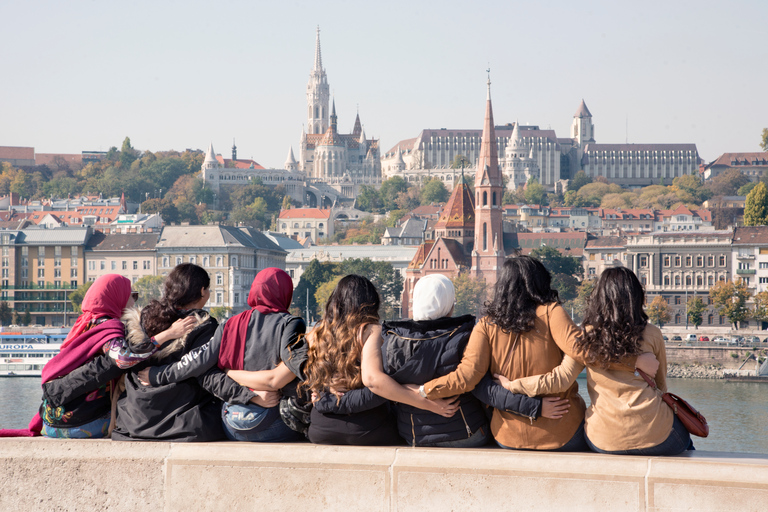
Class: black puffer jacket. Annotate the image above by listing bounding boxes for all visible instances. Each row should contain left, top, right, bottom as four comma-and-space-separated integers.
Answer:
111, 309, 256, 442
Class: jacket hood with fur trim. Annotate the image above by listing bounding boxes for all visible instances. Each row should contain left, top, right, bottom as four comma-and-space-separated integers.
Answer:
122, 307, 211, 362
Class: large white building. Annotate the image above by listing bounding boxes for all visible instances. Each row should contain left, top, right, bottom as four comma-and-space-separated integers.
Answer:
382, 99, 700, 190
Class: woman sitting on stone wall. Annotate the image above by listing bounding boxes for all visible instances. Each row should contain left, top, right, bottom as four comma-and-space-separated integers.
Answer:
497, 267, 692, 455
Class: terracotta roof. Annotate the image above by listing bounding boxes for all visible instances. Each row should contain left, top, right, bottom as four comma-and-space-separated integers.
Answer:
278, 208, 331, 219
710, 152, 768, 167
215, 156, 265, 169
732, 226, 768, 245
35, 153, 83, 166
585, 236, 626, 249
435, 182, 474, 230
0, 146, 34, 160
407, 241, 435, 269
318, 125, 345, 147
409, 205, 443, 217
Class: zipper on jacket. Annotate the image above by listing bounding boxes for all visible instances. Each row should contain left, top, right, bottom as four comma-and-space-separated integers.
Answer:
410, 414, 416, 447
458, 406, 472, 438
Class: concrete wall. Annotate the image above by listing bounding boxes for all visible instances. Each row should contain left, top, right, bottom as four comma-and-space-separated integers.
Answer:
1, 439, 767, 512
666, 346, 767, 368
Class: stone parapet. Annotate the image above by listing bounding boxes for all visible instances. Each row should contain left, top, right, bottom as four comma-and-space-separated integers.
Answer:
1, 439, 767, 511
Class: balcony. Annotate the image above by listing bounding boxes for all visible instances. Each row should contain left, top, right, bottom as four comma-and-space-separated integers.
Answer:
736, 254, 755, 260
736, 269, 756, 275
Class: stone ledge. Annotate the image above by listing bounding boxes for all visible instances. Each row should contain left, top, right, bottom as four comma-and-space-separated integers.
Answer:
1, 439, 766, 512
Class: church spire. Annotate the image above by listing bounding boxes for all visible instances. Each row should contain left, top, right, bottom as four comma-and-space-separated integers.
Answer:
314, 26, 323, 71
330, 99, 337, 132
475, 73, 501, 187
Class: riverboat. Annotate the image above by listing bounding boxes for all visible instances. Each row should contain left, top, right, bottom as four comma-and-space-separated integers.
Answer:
0, 333, 65, 377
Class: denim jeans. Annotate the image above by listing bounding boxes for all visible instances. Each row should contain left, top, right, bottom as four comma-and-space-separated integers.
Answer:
42, 413, 110, 439
585, 415, 694, 456
496, 420, 588, 452
425, 426, 491, 448
221, 402, 302, 442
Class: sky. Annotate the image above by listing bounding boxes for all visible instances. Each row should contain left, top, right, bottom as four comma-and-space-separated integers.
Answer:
1, 0, 767, 168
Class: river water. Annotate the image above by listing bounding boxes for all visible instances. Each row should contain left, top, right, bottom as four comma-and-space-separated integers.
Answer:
1, 376, 765, 454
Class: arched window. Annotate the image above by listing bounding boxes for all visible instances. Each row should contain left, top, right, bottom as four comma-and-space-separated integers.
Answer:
492, 192, 497, 206
203, 256, 210, 267
232, 257, 238, 267
663, 276, 670, 286
708, 276, 714, 286
483, 191, 488, 206
216, 256, 223, 267
674, 276, 680, 286
696, 275, 702, 286
483, 223, 487, 251
685, 276, 692, 286
675, 313, 681, 324
707, 314, 713, 325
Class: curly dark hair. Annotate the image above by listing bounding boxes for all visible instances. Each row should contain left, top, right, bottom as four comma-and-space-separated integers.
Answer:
302, 275, 381, 396
573, 267, 647, 366
141, 263, 210, 337
484, 256, 560, 333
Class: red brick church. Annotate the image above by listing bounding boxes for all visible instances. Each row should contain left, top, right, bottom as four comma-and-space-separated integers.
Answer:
401, 78, 506, 317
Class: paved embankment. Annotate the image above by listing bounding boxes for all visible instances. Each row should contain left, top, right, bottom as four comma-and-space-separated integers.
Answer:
1, 439, 767, 511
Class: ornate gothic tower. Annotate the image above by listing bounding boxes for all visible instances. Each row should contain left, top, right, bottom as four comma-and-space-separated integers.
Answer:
471, 77, 505, 283
307, 27, 330, 135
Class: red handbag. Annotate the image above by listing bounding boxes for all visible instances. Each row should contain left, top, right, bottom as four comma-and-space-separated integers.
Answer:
636, 369, 709, 438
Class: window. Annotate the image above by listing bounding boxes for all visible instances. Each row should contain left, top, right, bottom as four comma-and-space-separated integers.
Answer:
176, 257, 182, 265
674, 276, 680, 286
719, 255, 726, 266
696, 256, 703, 267
203, 257, 210, 267
760, 277, 768, 284
133, 261, 138, 270
663, 256, 670, 267
111, 261, 116, 270
189, 256, 196, 264
216, 256, 223, 267
71, 268, 77, 278
161, 257, 169, 268
696, 276, 703, 286
216, 292, 223, 304
234, 293, 240, 304
674, 256, 681, 266
664, 276, 670, 286
639, 256, 647, 268
675, 296, 681, 305
21, 269, 27, 278
1, 258, 6, 267
38, 280, 44, 288
71, 280, 78, 288
708, 276, 714, 286
216, 273, 223, 286
100, 261, 105, 270
234, 274, 240, 286
232, 257, 238, 267
54, 269, 61, 278
685, 256, 692, 266
54, 246, 62, 257
760, 262, 768, 269
143, 260, 150, 270
707, 255, 714, 266
123, 261, 128, 270
483, 191, 487, 206
685, 276, 692, 286
37, 269, 44, 278
88, 261, 95, 271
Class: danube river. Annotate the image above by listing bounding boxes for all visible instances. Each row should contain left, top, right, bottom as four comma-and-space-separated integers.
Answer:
1, 376, 765, 454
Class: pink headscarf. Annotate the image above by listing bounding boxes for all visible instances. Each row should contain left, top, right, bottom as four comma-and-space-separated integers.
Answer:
218, 268, 294, 371
0, 274, 130, 437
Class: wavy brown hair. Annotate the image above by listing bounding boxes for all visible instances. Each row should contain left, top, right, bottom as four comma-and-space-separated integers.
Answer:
301, 275, 380, 397
141, 263, 210, 337
573, 267, 647, 366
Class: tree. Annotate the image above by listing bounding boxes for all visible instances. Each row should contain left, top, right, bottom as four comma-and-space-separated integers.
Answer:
752, 291, 768, 325
209, 306, 233, 321
529, 246, 583, 302
133, 275, 165, 307
338, 258, 403, 319
69, 281, 93, 313
0, 301, 11, 325
420, 178, 449, 205
379, 177, 410, 211
709, 280, 751, 329
761, 128, 768, 152
314, 275, 343, 316
737, 182, 758, 197
452, 273, 487, 317
568, 279, 595, 325
450, 154, 471, 169
687, 297, 706, 330
355, 185, 381, 212
291, 260, 339, 322
524, 178, 546, 205
120, 136, 138, 168
705, 168, 750, 197
743, 182, 768, 226
569, 170, 592, 193
21, 307, 31, 326
647, 296, 671, 327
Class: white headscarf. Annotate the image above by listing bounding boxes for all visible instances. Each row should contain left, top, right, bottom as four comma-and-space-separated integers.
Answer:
412, 274, 455, 321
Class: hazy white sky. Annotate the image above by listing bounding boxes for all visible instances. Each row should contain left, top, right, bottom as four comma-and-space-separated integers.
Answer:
2, 0, 766, 168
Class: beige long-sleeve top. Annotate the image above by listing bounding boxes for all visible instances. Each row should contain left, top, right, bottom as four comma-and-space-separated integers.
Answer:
423, 303, 588, 450
508, 323, 674, 452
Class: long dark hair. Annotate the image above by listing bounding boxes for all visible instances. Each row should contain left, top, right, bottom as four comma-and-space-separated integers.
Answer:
302, 275, 381, 395
141, 263, 211, 337
573, 267, 647, 365
484, 256, 560, 333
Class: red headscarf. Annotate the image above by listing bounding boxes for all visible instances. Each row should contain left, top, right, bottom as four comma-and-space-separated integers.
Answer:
218, 268, 294, 370
0, 275, 131, 437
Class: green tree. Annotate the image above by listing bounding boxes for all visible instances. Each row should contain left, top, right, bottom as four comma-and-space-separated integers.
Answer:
0, 301, 11, 325
281, 195, 293, 211
687, 297, 706, 330
379, 177, 410, 211
386, 209, 406, 228
209, 306, 233, 321
291, 260, 339, 322
761, 128, 768, 152
567, 278, 595, 325
450, 154, 471, 169
709, 280, 751, 329
524, 178, 546, 205
529, 245, 583, 278
10, 170, 33, 198
752, 291, 768, 325
338, 258, 403, 318
705, 168, 750, 197
737, 182, 758, 197
69, 281, 93, 314
133, 275, 165, 307
356, 185, 381, 212
569, 170, 592, 193
11, 310, 19, 326
314, 275, 343, 316
646, 296, 671, 327
452, 273, 487, 317
420, 178, 449, 205
743, 182, 768, 226
21, 307, 31, 326
120, 136, 138, 168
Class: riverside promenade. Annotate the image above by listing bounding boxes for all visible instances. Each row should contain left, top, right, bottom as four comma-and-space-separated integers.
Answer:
1, 439, 767, 511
